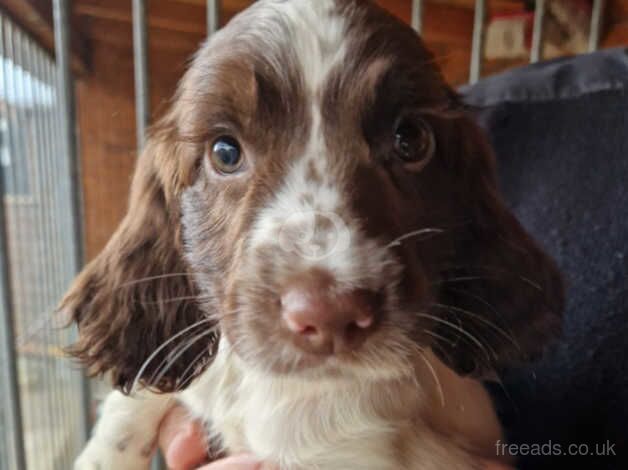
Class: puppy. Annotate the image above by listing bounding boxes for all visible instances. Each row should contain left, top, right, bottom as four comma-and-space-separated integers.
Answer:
63, 1, 564, 469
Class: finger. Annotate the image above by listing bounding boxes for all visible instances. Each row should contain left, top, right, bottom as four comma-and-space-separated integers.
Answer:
158, 405, 192, 452
196, 455, 261, 470
158, 405, 208, 470
165, 425, 210, 470
480, 459, 514, 470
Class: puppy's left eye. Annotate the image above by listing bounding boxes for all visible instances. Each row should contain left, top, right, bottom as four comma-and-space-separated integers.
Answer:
393, 117, 435, 169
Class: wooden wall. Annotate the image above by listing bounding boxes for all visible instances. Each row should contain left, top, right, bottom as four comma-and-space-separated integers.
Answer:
71, 0, 628, 259
75, 4, 207, 258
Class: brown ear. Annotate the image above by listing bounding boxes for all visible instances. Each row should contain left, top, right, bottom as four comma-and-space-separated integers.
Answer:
431, 116, 564, 376
60, 126, 216, 393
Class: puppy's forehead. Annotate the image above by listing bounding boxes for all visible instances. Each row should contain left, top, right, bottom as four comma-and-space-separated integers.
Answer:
182, 0, 418, 129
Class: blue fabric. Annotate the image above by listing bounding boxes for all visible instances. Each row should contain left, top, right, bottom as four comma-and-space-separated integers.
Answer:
463, 48, 628, 469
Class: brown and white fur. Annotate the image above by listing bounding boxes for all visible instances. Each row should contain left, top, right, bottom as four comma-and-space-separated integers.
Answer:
62, 1, 564, 469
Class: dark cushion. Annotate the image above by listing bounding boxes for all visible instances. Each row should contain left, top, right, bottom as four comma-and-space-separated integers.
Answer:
463, 48, 628, 469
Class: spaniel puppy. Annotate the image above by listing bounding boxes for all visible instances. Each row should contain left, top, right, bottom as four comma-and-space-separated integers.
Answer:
64, 1, 563, 469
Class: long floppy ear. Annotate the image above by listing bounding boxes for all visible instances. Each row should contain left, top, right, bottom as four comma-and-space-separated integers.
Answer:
432, 115, 565, 376
59, 123, 216, 393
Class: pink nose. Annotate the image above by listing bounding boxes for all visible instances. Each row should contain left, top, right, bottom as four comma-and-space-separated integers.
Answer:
281, 273, 378, 355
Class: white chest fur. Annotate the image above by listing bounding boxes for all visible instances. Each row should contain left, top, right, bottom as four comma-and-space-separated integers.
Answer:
180, 342, 502, 470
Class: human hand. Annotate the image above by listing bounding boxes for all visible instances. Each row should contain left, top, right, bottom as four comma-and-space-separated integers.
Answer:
158, 405, 261, 470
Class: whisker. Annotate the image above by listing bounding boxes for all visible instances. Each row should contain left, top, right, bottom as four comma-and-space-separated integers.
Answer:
431, 303, 520, 351
414, 312, 492, 360
416, 348, 445, 407
385, 228, 444, 249
423, 329, 455, 347
147, 326, 214, 387
130, 318, 214, 393
117, 273, 193, 289
177, 342, 220, 391
149, 328, 217, 388
432, 276, 491, 286
446, 287, 502, 318
422, 332, 456, 368
139, 295, 214, 306
439, 265, 543, 291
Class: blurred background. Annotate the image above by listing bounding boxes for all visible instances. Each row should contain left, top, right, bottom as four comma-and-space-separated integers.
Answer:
0, 1, 625, 469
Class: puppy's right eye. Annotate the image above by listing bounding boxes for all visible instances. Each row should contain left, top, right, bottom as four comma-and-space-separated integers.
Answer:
393, 117, 435, 171
209, 136, 244, 174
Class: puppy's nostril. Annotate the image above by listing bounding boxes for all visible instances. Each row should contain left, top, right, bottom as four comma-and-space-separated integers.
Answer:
344, 321, 360, 343
301, 325, 318, 336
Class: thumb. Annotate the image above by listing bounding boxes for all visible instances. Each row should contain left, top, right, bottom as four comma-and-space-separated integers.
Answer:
158, 405, 209, 470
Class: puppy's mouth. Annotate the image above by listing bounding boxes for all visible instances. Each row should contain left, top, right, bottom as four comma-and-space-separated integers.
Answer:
232, 326, 421, 383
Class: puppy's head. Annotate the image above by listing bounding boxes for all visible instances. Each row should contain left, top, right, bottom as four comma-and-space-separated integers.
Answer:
61, 0, 563, 392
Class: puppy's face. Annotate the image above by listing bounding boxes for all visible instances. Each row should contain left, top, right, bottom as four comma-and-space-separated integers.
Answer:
61, 0, 563, 391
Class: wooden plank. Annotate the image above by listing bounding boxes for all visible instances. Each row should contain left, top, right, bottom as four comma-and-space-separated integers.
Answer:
0, 0, 89, 74
609, 0, 628, 16
380, 0, 523, 14
171, 0, 253, 14
75, 0, 254, 34
603, 21, 628, 47
81, 16, 204, 50
76, 2, 206, 35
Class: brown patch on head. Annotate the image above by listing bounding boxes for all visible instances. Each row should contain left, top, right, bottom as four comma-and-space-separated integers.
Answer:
314, 0, 563, 375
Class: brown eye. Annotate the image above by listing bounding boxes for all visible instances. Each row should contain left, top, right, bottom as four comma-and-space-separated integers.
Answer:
209, 136, 243, 174
393, 117, 435, 169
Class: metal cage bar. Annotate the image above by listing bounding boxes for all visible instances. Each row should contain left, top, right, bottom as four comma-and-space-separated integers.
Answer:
469, 0, 486, 84
530, 0, 547, 63
132, 2, 167, 467
589, 0, 605, 52
52, 0, 91, 444
411, 0, 424, 34
208, 0, 220, 36
133, 0, 150, 150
